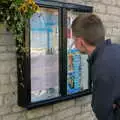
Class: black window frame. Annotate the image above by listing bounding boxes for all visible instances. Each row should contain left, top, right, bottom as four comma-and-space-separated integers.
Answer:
17, 0, 93, 109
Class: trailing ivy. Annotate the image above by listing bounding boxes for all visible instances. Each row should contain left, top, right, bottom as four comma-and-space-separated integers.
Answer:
0, 0, 40, 52
0, 0, 40, 81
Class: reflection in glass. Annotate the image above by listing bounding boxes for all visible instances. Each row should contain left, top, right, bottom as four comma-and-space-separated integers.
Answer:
67, 11, 89, 94
30, 7, 59, 102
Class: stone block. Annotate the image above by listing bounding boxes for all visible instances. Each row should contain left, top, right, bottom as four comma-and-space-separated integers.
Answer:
4, 92, 17, 105
0, 84, 16, 94
107, 6, 120, 16
0, 95, 3, 106
75, 112, 93, 120
12, 105, 25, 113
93, 3, 106, 13
26, 105, 52, 119
3, 112, 26, 120
0, 74, 9, 85
53, 100, 75, 112
101, 0, 116, 5
0, 53, 16, 61
63, 116, 74, 120
53, 107, 76, 120
9, 72, 17, 83
0, 34, 15, 45
0, 106, 11, 115
81, 104, 92, 113
0, 61, 16, 74
0, 46, 7, 53
75, 95, 92, 106
39, 116, 53, 120
96, 13, 120, 22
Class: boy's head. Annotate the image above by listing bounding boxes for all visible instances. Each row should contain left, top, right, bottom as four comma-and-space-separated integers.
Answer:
72, 14, 105, 54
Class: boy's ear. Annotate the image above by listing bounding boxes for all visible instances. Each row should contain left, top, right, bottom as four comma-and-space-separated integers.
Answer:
77, 37, 85, 46
81, 39, 85, 46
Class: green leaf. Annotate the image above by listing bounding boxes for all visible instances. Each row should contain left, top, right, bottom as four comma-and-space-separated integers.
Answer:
14, 0, 24, 6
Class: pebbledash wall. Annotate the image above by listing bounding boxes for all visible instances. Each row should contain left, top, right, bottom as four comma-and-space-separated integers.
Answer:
0, 0, 120, 120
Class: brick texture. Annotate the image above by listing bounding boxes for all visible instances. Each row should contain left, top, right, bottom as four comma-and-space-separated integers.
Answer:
0, 0, 120, 120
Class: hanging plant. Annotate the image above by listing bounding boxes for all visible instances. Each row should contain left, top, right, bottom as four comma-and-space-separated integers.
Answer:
0, 0, 40, 51
0, 0, 40, 81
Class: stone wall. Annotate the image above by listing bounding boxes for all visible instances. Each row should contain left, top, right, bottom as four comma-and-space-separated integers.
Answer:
0, 0, 120, 120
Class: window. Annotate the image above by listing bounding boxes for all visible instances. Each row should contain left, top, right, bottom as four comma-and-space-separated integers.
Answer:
18, 0, 92, 109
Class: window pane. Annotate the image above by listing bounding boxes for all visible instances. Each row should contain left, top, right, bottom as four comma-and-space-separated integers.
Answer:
30, 7, 60, 102
67, 10, 89, 94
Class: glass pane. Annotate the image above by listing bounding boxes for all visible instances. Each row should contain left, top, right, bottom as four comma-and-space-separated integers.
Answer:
30, 7, 60, 102
67, 10, 89, 94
